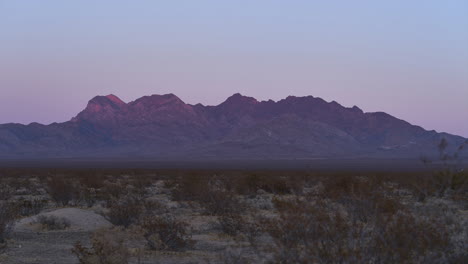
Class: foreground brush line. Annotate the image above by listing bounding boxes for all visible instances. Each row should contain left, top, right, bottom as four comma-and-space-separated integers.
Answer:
0, 168, 466, 263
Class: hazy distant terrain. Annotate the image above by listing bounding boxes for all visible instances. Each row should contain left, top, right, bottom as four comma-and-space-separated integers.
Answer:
0, 93, 466, 160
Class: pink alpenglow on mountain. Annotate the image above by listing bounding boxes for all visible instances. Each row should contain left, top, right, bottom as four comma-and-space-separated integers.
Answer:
0, 94, 465, 159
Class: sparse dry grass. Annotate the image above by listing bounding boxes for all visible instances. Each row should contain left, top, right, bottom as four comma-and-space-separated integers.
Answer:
140, 214, 193, 251
0, 166, 466, 263
72, 229, 130, 264
0, 202, 17, 245
35, 215, 71, 230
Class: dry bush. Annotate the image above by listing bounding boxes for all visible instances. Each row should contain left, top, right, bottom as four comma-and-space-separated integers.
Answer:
321, 174, 375, 199
105, 194, 165, 228
266, 195, 459, 263
373, 211, 451, 263
105, 195, 144, 228
199, 189, 246, 216
0, 182, 13, 201
320, 175, 402, 223
46, 172, 100, 208
139, 200, 168, 218
407, 170, 468, 203
140, 215, 193, 251
234, 173, 302, 195
128, 174, 156, 189
15, 199, 47, 217
100, 181, 131, 202
169, 174, 211, 201
0, 202, 17, 245
79, 188, 98, 208
72, 229, 129, 264
35, 215, 71, 230
218, 248, 252, 264
411, 139, 468, 202
46, 175, 80, 206
218, 213, 246, 237
78, 173, 107, 189
265, 199, 363, 263
169, 174, 246, 216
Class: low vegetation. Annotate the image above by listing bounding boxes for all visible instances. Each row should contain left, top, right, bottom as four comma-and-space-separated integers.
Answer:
35, 215, 71, 230
140, 215, 193, 251
0, 202, 16, 246
72, 229, 130, 264
0, 143, 466, 263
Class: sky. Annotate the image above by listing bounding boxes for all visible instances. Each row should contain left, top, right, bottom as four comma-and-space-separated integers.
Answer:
0, 1, 467, 137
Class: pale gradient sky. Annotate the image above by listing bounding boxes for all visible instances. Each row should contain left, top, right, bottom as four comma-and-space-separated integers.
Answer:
0, 1, 467, 137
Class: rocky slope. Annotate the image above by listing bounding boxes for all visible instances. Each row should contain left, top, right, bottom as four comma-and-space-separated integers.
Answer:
0, 93, 465, 159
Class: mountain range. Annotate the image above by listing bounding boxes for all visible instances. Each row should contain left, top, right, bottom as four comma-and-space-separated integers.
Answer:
0, 93, 465, 160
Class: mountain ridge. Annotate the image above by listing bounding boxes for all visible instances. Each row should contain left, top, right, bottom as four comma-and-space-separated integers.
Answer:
0, 93, 465, 159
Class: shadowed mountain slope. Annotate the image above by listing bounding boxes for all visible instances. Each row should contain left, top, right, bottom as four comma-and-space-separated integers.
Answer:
0, 93, 465, 159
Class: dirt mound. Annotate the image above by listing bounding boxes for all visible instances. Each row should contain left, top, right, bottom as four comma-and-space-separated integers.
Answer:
14, 208, 112, 232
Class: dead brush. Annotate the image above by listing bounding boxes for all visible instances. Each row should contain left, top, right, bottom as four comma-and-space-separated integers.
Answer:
218, 213, 246, 237
128, 174, 156, 189
320, 175, 403, 222
105, 194, 166, 228
265, 199, 365, 263
0, 202, 17, 245
412, 139, 468, 202
169, 174, 211, 201
99, 178, 148, 203
105, 195, 144, 228
35, 215, 71, 230
72, 229, 130, 264
266, 187, 459, 263
169, 174, 246, 216
199, 189, 246, 216
373, 211, 452, 263
15, 198, 47, 216
46, 175, 80, 206
140, 215, 193, 251
0, 182, 13, 201
78, 173, 107, 189
233, 173, 302, 196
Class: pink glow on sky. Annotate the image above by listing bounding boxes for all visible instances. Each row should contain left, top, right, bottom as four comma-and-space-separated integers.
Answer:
0, 1, 467, 137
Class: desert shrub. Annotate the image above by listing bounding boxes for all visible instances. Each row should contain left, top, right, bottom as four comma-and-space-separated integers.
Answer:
0, 176, 31, 196
139, 200, 168, 218
373, 211, 451, 263
80, 188, 98, 208
169, 174, 211, 201
410, 170, 468, 202
46, 176, 80, 206
218, 211, 262, 240
218, 247, 252, 264
72, 229, 129, 264
16, 199, 47, 217
218, 213, 246, 237
35, 215, 71, 230
128, 174, 155, 189
199, 189, 246, 216
169, 174, 246, 215
100, 181, 130, 202
78, 173, 107, 189
320, 175, 403, 222
140, 215, 193, 251
412, 139, 468, 202
105, 195, 144, 228
0, 182, 13, 201
234, 174, 300, 195
266, 199, 361, 263
266, 196, 458, 264
0, 202, 17, 245
321, 175, 374, 199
